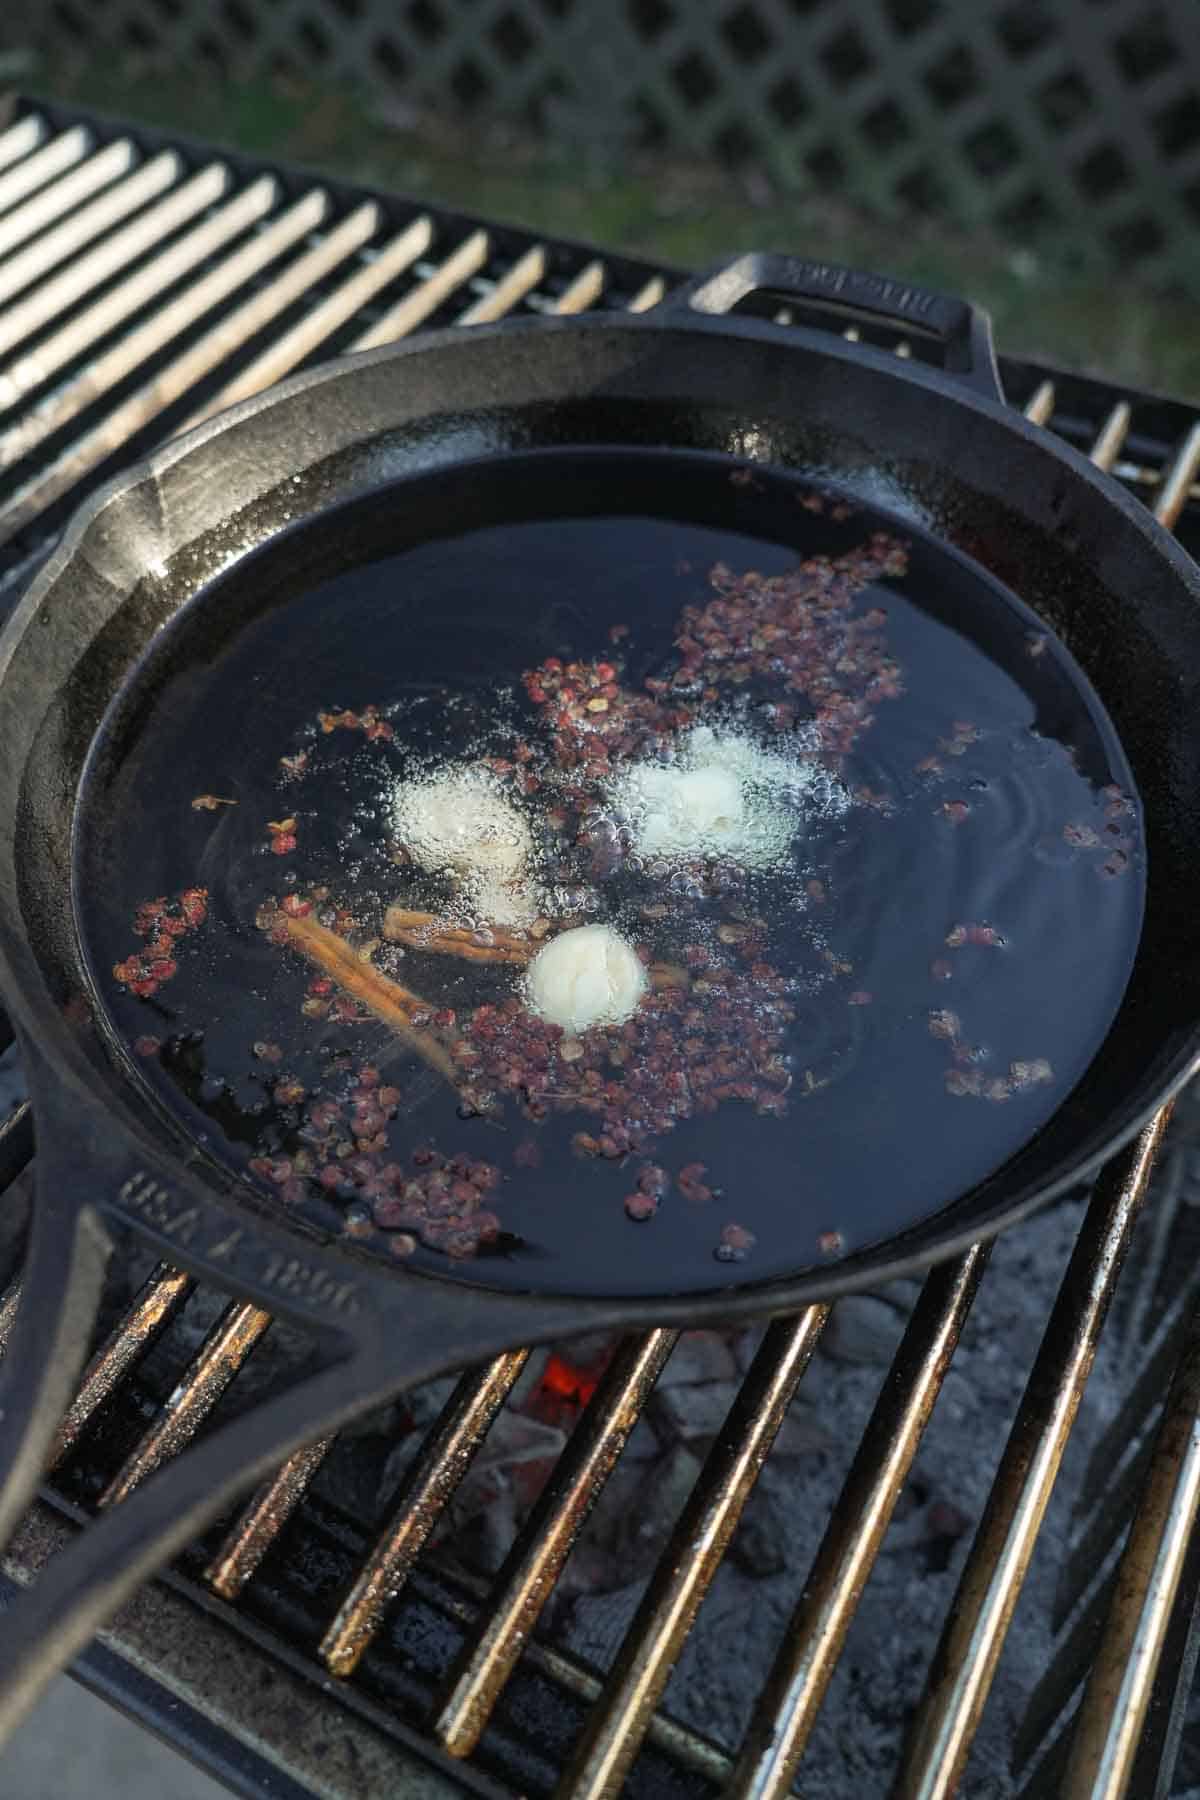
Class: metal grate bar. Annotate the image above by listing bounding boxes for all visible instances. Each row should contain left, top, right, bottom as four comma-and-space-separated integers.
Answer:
0, 139, 137, 263
0, 184, 338, 544
1014, 1279, 1200, 1792
347, 230, 492, 351
628, 275, 668, 313
1065, 1440, 1165, 1648
319, 1349, 530, 1678
98, 1301, 272, 1509
48, 1264, 195, 1470
1124, 1481, 1200, 1800
1152, 423, 1200, 529
0, 150, 185, 322
1062, 1413, 1165, 1619
1016, 1561, 1122, 1787
178, 213, 434, 430
0, 172, 278, 432
1089, 402, 1133, 473
727, 1244, 990, 1799
435, 1327, 680, 1758
1061, 1305, 1200, 1797
0, 126, 92, 217
205, 1433, 337, 1600
1024, 382, 1056, 425
557, 1307, 830, 1800
896, 1107, 1171, 1800
456, 245, 547, 324
0, 159, 227, 361
1122, 1144, 1188, 1360
551, 260, 607, 315
116, 190, 385, 417
1077, 1294, 1196, 1546
0, 116, 46, 176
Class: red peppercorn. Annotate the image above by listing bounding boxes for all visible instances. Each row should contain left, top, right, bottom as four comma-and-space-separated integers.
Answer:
180, 888, 208, 926
636, 1163, 670, 1197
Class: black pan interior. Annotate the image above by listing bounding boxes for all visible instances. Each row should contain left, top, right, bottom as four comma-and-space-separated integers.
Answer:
4, 317, 1199, 1308
73, 443, 1145, 1296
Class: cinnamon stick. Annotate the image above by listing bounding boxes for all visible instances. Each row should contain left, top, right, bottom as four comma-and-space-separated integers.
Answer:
383, 905, 538, 966
275, 911, 459, 1084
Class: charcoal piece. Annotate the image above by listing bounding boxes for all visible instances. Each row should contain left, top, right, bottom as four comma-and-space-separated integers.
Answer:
658, 1331, 739, 1389
823, 1295, 908, 1365
729, 1484, 788, 1578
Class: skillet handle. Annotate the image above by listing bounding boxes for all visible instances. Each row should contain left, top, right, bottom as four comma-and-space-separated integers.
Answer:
664, 251, 1003, 404
0, 1040, 614, 1750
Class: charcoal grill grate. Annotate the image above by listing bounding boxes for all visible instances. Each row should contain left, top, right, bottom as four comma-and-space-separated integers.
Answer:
0, 92, 1199, 1800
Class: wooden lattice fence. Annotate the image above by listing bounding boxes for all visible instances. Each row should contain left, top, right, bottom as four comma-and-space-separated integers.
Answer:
17, 0, 1200, 283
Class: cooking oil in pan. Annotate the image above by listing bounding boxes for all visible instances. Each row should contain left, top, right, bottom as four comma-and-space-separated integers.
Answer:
75, 448, 1145, 1297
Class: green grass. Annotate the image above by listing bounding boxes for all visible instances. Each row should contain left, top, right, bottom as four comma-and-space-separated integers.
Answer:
26, 58, 1200, 403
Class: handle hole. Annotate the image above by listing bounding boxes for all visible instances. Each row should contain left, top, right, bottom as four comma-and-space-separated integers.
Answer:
722, 288, 949, 368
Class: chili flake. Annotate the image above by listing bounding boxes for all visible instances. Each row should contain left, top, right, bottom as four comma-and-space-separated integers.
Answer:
113, 886, 209, 997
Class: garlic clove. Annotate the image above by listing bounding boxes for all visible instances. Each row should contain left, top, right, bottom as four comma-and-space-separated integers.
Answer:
525, 923, 647, 1033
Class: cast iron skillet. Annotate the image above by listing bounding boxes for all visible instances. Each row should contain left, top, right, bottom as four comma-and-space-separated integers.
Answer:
0, 253, 1197, 1737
